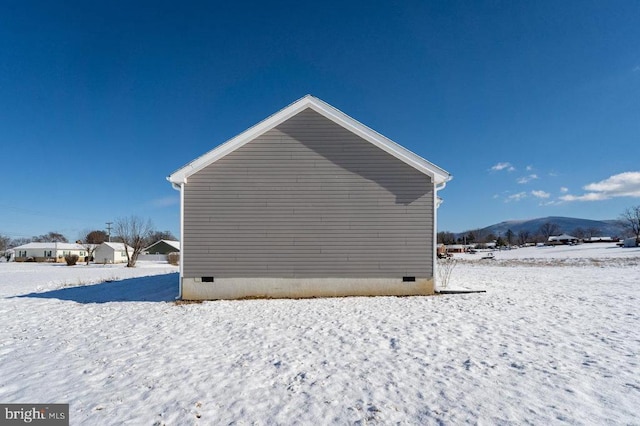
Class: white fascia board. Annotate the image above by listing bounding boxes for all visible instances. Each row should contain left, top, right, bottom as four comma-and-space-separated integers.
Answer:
167, 95, 452, 185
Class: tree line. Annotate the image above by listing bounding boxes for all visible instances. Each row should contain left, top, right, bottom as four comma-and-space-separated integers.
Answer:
438, 205, 640, 246
0, 216, 177, 268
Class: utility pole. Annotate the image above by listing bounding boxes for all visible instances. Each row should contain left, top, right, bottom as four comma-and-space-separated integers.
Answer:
106, 222, 113, 242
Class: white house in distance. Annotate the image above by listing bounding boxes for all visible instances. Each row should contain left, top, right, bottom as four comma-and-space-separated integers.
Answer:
13, 242, 88, 263
548, 234, 579, 245
94, 242, 134, 264
168, 95, 451, 300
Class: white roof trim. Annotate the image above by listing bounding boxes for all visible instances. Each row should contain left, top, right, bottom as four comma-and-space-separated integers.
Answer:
168, 95, 451, 185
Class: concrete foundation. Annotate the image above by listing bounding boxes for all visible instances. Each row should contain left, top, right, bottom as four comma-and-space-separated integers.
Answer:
182, 277, 435, 300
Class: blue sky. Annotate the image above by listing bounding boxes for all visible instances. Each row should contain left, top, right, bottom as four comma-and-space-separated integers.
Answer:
1, 1, 639, 240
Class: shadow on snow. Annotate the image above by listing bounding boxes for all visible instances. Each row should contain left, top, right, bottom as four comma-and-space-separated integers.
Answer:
15, 272, 179, 303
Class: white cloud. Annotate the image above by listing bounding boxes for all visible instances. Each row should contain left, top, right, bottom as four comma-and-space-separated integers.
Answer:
559, 192, 608, 202
558, 172, 640, 202
505, 192, 527, 202
583, 172, 640, 195
531, 190, 550, 199
517, 174, 539, 184
560, 187, 569, 193
490, 162, 515, 172
526, 165, 533, 171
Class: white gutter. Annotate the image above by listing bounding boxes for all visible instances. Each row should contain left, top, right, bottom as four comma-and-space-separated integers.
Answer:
435, 179, 449, 192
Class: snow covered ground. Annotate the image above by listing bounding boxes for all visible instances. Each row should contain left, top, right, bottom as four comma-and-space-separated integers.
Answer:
1, 245, 639, 425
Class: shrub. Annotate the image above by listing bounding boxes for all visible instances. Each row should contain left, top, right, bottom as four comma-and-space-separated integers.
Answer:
167, 252, 180, 266
64, 254, 79, 266
437, 258, 457, 289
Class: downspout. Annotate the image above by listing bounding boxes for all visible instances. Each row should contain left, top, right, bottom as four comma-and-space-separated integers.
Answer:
177, 182, 185, 300
433, 179, 449, 292
170, 180, 185, 300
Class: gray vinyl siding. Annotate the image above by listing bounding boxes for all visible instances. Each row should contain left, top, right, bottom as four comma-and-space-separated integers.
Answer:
183, 108, 434, 278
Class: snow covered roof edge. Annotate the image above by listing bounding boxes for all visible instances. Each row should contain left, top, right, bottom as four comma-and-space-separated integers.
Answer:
144, 240, 180, 251
100, 242, 134, 250
167, 95, 452, 186
13, 242, 86, 250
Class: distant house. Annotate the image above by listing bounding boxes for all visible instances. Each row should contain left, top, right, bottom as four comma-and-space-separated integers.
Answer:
13, 242, 87, 263
144, 240, 180, 255
584, 236, 614, 243
548, 234, 579, 245
167, 95, 451, 300
94, 242, 134, 264
445, 244, 470, 253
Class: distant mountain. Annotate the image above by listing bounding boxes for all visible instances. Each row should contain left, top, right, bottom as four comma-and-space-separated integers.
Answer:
463, 216, 625, 238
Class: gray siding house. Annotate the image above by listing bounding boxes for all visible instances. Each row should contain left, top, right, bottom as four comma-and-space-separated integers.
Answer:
168, 95, 451, 300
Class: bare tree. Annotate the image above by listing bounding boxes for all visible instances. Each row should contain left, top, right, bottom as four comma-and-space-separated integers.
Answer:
585, 227, 601, 239
619, 205, 640, 241
114, 216, 154, 267
0, 233, 10, 258
9, 237, 31, 248
437, 231, 456, 245
572, 227, 586, 239
464, 231, 476, 245
517, 230, 530, 246
32, 231, 68, 243
468, 228, 491, 244
148, 230, 178, 243
505, 229, 514, 246
538, 222, 561, 240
